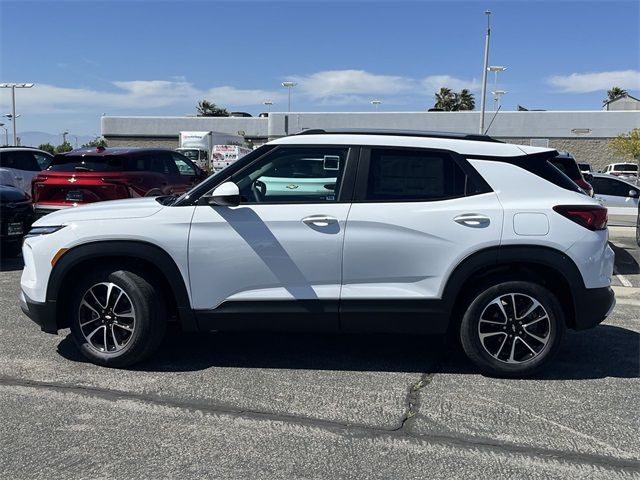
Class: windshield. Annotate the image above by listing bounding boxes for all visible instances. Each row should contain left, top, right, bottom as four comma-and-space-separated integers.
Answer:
48, 154, 125, 172
613, 164, 637, 171
179, 149, 204, 162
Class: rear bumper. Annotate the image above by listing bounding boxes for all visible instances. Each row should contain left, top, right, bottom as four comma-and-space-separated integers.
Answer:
20, 290, 58, 334
572, 286, 616, 330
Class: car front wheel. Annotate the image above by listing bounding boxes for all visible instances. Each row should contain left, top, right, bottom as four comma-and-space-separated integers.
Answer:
69, 268, 167, 367
460, 281, 565, 378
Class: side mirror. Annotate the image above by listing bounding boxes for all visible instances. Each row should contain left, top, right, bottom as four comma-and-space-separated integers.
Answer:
583, 173, 593, 183
202, 181, 240, 207
629, 189, 639, 198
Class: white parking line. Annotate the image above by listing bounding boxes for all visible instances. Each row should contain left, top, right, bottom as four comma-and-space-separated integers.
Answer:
614, 268, 633, 288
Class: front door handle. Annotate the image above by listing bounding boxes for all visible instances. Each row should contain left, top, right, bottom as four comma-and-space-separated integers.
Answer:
302, 215, 338, 227
454, 213, 490, 228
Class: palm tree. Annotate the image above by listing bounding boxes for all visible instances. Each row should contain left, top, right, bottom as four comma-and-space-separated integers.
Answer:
196, 100, 230, 117
456, 89, 476, 111
434, 88, 456, 111
432, 88, 475, 111
603, 86, 628, 105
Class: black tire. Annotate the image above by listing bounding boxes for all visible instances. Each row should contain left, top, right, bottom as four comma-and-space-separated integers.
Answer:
69, 268, 167, 367
1, 241, 22, 258
145, 189, 163, 197
459, 281, 565, 378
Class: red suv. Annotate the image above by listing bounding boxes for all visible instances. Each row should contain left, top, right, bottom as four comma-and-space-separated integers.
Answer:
32, 147, 207, 217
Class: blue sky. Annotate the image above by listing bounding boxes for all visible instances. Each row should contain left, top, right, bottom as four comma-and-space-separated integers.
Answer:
1, 0, 639, 135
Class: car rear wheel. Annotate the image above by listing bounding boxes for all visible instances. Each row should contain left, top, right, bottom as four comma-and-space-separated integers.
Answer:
459, 281, 565, 378
69, 268, 167, 367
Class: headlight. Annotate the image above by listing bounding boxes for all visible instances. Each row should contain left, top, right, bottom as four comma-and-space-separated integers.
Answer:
24, 225, 67, 239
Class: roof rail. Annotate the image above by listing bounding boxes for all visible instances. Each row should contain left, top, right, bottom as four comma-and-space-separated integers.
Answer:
293, 128, 502, 143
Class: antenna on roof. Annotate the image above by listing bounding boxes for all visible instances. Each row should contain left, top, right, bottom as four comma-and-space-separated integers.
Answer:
484, 105, 502, 135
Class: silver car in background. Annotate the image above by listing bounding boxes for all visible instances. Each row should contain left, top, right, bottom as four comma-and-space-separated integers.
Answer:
591, 173, 639, 226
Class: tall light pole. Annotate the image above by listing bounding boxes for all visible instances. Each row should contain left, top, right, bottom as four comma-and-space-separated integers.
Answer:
488, 66, 507, 110
0, 123, 7, 146
263, 100, 273, 113
478, 11, 491, 134
281, 81, 297, 112
0, 83, 34, 146
371, 100, 382, 112
61, 130, 69, 145
491, 90, 507, 110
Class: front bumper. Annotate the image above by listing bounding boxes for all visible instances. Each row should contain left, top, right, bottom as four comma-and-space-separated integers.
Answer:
20, 290, 58, 334
572, 286, 616, 330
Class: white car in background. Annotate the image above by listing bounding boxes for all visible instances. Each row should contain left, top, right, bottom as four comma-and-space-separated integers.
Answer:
591, 173, 639, 226
602, 162, 638, 181
0, 147, 52, 193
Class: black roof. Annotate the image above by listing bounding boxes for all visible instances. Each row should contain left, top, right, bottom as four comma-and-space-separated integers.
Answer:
293, 128, 502, 143
59, 147, 174, 157
0, 146, 52, 152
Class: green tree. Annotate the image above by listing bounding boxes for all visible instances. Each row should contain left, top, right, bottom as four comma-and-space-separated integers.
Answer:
609, 128, 640, 184
432, 88, 475, 111
81, 137, 108, 148
456, 89, 476, 111
196, 99, 230, 117
55, 141, 73, 154
38, 143, 56, 155
433, 88, 456, 111
604, 86, 628, 105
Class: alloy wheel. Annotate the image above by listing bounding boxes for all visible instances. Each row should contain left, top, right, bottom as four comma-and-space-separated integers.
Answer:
477, 293, 551, 364
78, 282, 136, 353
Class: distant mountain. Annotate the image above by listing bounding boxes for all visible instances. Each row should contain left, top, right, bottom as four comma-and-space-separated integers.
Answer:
13, 131, 96, 148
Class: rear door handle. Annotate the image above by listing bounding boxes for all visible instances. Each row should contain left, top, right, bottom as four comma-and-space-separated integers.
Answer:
454, 214, 490, 228
302, 215, 338, 227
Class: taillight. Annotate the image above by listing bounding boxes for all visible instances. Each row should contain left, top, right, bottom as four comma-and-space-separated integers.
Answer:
553, 205, 607, 231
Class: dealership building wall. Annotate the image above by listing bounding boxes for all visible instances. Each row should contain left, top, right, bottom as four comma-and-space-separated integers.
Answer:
102, 111, 639, 170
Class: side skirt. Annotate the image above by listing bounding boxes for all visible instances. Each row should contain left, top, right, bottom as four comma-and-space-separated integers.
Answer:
194, 299, 450, 334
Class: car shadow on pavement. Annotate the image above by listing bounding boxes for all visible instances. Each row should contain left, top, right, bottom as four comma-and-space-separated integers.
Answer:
610, 243, 640, 275
57, 323, 639, 380
0, 255, 23, 272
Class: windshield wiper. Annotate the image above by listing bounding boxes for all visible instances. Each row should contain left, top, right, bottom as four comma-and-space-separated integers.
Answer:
74, 166, 93, 172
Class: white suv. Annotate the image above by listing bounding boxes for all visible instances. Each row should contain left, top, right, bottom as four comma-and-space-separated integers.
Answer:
20, 130, 615, 377
0, 147, 52, 193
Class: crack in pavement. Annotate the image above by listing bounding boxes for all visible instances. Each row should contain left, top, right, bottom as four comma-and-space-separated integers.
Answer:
0, 375, 638, 474
394, 372, 435, 432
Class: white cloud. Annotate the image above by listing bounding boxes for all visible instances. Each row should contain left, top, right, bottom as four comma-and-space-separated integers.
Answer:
291, 70, 412, 98
547, 70, 640, 93
421, 75, 480, 93
0, 80, 285, 114
289, 69, 478, 104
0, 71, 480, 115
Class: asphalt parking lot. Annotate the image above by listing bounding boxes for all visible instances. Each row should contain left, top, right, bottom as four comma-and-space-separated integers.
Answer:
0, 228, 638, 479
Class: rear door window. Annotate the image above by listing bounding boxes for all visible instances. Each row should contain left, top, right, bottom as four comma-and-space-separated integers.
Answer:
364, 148, 467, 201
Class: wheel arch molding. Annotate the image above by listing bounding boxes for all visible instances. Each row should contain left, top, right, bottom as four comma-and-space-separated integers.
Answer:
47, 240, 196, 331
442, 245, 584, 329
